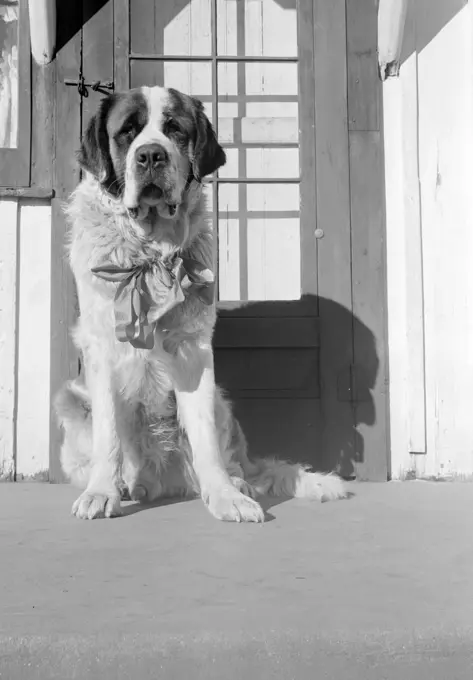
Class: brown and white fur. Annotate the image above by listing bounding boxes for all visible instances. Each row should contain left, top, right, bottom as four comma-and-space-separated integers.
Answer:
55, 85, 347, 522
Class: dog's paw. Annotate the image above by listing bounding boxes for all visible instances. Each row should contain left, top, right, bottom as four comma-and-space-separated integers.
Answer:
230, 476, 257, 499
72, 491, 122, 520
129, 484, 148, 502
204, 486, 264, 523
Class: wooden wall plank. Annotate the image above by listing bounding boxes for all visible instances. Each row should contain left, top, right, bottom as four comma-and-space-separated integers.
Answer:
82, 0, 114, 130
349, 131, 389, 481
381, 4, 426, 479
114, 0, 130, 90
53, 1, 81, 199
49, 0, 82, 482
346, 0, 379, 131
400, 13, 426, 458
30, 60, 56, 191
314, 0, 356, 477
16, 202, 51, 480
382, 74, 411, 479
49, 200, 79, 483
346, 0, 389, 481
0, 199, 19, 480
417, 3, 473, 478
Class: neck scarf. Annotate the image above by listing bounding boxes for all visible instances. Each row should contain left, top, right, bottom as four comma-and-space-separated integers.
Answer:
91, 255, 215, 350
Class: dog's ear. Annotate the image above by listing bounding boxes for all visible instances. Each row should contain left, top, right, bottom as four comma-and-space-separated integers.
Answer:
77, 95, 116, 190
191, 98, 226, 181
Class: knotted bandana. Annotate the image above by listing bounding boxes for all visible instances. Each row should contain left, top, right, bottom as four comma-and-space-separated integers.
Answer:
91, 255, 215, 350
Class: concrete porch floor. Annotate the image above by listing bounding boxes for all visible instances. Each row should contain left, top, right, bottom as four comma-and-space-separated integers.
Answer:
0, 481, 472, 678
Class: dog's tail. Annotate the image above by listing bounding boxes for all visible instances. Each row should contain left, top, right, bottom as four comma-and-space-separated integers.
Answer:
218, 390, 347, 502
245, 458, 347, 501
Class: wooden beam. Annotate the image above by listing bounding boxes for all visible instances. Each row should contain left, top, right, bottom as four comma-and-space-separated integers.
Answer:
378, 0, 408, 80
28, 0, 56, 66
0, 187, 54, 199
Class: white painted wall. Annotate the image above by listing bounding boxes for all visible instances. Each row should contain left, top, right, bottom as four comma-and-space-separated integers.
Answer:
384, 0, 473, 478
0, 199, 51, 480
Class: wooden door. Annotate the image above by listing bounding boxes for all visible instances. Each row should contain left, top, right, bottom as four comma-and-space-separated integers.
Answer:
115, 0, 329, 468
51, 0, 388, 481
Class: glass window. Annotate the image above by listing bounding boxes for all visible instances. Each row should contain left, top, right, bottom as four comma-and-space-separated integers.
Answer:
0, 1, 19, 149
0, 0, 31, 187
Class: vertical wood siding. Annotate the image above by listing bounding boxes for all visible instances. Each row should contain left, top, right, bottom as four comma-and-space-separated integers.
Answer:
0, 199, 51, 480
385, 0, 473, 478
0, 199, 18, 480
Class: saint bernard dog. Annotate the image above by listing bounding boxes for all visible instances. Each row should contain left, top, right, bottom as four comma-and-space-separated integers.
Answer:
54, 85, 347, 522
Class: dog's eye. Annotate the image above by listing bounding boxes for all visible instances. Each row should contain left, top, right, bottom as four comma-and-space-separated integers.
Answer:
116, 122, 136, 140
165, 119, 184, 137
120, 125, 134, 136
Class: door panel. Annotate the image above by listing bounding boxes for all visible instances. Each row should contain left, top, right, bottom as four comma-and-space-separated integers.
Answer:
233, 399, 322, 467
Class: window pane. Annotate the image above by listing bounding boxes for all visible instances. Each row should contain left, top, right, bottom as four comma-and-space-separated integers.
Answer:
131, 0, 212, 56
220, 147, 299, 180
217, 0, 297, 57
130, 60, 213, 106
218, 62, 299, 180
218, 183, 301, 301
0, 2, 19, 148
218, 62, 298, 97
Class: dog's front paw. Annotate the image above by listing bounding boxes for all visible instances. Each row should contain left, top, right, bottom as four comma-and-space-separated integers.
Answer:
204, 486, 264, 523
72, 491, 122, 520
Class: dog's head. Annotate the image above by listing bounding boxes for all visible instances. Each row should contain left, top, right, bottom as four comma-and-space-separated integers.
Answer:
78, 86, 226, 219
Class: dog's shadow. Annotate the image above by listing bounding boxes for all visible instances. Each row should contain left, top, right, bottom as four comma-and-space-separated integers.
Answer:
120, 490, 354, 522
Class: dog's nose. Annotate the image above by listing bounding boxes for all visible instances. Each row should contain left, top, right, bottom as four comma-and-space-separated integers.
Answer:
135, 143, 168, 168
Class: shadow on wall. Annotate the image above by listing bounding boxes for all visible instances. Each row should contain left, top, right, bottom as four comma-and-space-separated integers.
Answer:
56, 0, 464, 61
214, 294, 379, 481
56, 0, 297, 57
400, 0, 467, 63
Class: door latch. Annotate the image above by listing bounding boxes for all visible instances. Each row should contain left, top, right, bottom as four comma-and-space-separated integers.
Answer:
64, 77, 114, 97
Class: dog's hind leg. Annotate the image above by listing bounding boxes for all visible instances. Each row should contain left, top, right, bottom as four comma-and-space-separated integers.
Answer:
55, 380, 94, 489
121, 405, 199, 504
55, 379, 131, 501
